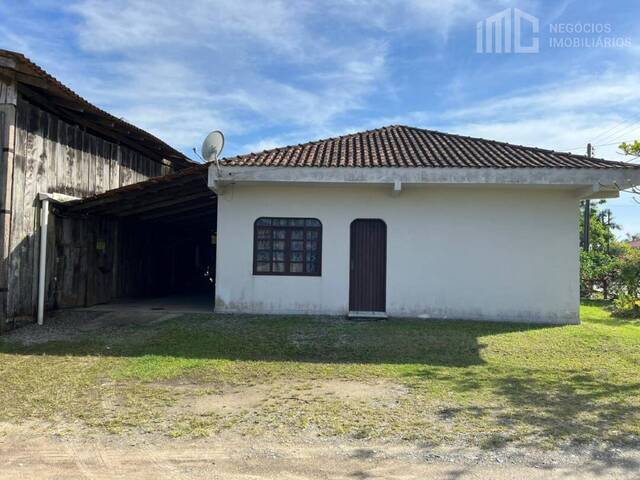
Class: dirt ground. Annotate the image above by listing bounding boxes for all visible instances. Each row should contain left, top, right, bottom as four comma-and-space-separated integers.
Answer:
1, 425, 639, 480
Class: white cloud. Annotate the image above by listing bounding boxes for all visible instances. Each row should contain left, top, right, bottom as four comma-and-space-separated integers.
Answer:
322, 0, 535, 39
56, 0, 389, 150
241, 136, 288, 154
446, 74, 640, 121
67, 0, 310, 55
56, 0, 546, 151
368, 67, 640, 155
6, 0, 549, 155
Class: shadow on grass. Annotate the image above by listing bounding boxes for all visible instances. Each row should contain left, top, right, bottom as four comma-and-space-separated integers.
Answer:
586, 317, 640, 328
2, 310, 639, 465
410, 366, 640, 450
581, 299, 613, 308
435, 447, 640, 480
581, 300, 640, 327
0, 313, 554, 367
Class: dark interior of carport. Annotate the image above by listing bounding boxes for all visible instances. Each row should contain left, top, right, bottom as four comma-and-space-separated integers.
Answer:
56, 164, 217, 309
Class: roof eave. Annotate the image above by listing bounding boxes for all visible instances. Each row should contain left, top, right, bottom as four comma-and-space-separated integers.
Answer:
209, 165, 640, 198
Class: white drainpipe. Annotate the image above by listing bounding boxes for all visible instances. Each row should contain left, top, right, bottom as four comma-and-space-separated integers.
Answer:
37, 194, 50, 326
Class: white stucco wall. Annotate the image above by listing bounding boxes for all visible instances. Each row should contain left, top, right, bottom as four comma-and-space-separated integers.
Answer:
215, 184, 580, 324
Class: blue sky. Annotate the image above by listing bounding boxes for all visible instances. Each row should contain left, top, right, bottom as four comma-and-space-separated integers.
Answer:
2, 0, 640, 235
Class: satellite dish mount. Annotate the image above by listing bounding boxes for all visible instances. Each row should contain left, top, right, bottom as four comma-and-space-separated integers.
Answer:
201, 130, 225, 173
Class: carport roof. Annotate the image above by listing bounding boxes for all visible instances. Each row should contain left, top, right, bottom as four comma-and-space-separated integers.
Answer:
60, 164, 215, 227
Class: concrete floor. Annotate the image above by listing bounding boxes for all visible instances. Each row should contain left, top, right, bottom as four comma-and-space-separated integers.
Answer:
79, 292, 214, 314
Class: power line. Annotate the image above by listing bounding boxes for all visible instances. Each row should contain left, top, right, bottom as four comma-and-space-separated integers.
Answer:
561, 139, 637, 152
593, 122, 636, 144
590, 118, 631, 144
603, 123, 640, 145
590, 111, 640, 144
598, 140, 634, 147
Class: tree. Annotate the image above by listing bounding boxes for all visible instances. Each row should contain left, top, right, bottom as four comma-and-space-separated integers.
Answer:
579, 201, 621, 299
580, 200, 619, 253
620, 140, 640, 157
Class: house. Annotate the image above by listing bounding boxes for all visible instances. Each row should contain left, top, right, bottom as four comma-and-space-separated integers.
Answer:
3, 49, 640, 329
627, 239, 640, 249
209, 126, 640, 324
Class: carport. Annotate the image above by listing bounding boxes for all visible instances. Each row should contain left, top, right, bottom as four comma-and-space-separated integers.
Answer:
52, 163, 217, 313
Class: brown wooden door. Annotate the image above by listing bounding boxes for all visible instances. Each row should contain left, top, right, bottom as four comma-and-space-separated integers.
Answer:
349, 219, 386, 312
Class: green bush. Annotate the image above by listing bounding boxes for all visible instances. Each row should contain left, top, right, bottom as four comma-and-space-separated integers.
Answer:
613, 293, 640, 317
579, 249, 619, 299
618, 247, 640, 297
610, 247, 640, 317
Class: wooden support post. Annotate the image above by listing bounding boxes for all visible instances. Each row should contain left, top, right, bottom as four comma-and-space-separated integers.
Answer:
0, 78, 17, 332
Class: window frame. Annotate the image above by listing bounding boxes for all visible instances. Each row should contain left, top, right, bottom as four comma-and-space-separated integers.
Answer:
252, 217, 322, 277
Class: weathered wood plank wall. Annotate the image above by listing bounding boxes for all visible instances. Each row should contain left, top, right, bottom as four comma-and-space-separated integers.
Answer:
0, 79, 18, 105
47, 217, 199, 312
0, 78, 17, 330
51, 215, 118, 310
6, 96, 175, 320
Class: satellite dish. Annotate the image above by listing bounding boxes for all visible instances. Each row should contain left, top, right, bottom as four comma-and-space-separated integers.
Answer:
201, 131, 225, 168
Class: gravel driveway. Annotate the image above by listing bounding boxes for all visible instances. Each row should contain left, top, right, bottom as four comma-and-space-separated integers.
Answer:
1, 427, 638, 480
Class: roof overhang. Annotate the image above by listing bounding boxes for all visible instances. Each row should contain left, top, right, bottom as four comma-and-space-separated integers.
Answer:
209, 165, 640, 200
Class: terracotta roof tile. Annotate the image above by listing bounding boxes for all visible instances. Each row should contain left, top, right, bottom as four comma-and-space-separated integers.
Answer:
222, 125, 640, 170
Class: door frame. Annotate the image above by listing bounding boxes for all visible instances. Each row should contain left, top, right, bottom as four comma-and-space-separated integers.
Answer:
348, 218, 387, 315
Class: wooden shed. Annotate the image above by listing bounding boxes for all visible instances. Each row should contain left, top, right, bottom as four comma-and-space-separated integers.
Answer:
0, 50, 215, 330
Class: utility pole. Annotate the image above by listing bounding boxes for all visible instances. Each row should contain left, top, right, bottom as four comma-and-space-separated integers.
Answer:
606, 209, 611, 255
582, 143, 592, 251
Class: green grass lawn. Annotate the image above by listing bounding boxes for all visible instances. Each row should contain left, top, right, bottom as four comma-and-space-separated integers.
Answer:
1, 302, 639, 449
